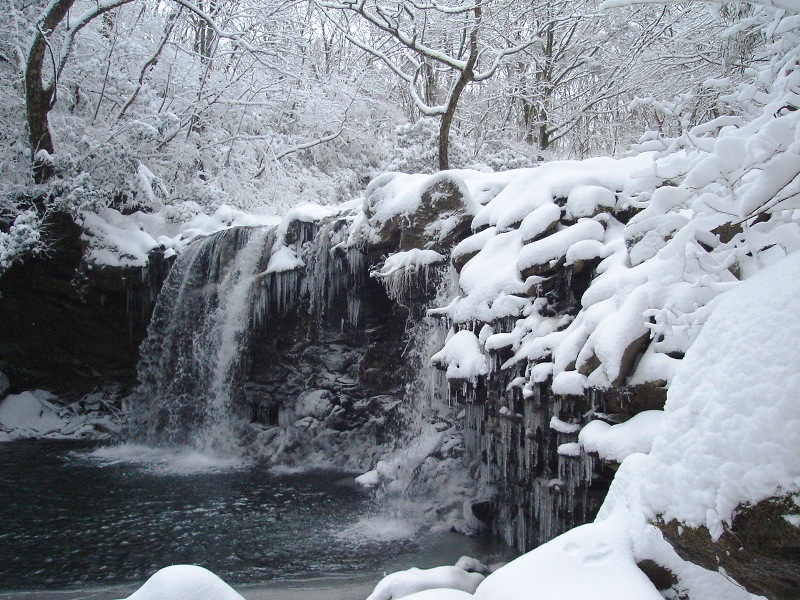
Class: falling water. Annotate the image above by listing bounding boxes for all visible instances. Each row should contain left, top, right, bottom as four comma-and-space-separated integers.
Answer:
132, 226, 273, 452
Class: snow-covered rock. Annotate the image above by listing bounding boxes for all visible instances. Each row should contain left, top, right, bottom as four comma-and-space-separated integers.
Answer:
123, 565, 244, 600
366, 565, 484, 600
637, 251, 800, 537
0, 391, 66, 438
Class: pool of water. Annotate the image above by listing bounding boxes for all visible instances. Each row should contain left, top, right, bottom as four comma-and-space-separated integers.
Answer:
0, 440, 513, 591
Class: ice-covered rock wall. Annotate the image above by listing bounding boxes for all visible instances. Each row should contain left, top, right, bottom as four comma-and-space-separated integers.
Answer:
342, 121, 800, 552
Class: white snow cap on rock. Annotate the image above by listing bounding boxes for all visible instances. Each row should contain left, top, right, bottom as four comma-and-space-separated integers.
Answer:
474, 517, 661, 600
123, 565, 244, 600
431, 330, 488, 381
634, 250, 800, 539
579, 411, 665, 463
366, 566, 484, 600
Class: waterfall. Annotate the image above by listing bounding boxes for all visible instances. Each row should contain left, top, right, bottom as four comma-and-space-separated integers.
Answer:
132, 226, 273, 452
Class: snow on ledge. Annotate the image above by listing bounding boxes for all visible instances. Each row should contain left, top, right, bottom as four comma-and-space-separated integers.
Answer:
431, 330, 488, 382
578, 411, 665, 463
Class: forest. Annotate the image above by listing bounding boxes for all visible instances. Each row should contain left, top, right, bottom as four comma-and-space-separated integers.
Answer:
0, 1, 799, 600
1, 0, 778, 264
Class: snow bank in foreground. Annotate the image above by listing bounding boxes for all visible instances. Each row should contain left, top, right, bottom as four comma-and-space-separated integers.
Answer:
475, 517, 661, 600
123, 565, 244, 600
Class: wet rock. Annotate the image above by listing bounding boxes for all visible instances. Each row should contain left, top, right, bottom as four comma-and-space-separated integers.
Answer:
658, 496, 800, 600
636, 560, 678, 591
0, 371, 9, 399
0, 212, 171, 396
612, 333, 651, 388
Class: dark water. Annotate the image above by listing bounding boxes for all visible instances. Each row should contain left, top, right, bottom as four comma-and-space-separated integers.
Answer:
0, 441, 511, 591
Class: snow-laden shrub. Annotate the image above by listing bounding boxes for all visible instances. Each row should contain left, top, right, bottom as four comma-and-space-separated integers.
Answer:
386, 118, 472, 174
0, 210, 42, 274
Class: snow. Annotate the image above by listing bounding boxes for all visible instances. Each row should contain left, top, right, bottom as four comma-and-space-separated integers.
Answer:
0, 390, 64, 434
578, 411, 665, 463
123, 565, 245, 600
79, 204, 279, 268
393, 590, 475, 600
366, 566, 484, 600
633, 251, 800, 538
450, 230, 527, 323
551, 371, 586, 396
474, 517, 662, 600
431, 330, 488, 381
471, 155, 652, 231
376, 249, 447, 278
293, 389, 333, 420
355, 469, 380, 488
557, 442, 581, 457
264, 245, 304, 274
0, 390, 118, 441
362, 171, 479, 233
377, 249, 800, 600
518, 219, 605, 272
549, 416, 581, 434
565, 185, 616, 219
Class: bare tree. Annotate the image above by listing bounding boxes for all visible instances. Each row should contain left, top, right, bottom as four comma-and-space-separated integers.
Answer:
316, 0, 537, 170
25, 0, 134, 182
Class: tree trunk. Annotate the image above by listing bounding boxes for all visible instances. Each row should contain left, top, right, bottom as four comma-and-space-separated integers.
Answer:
437, 5, 481, 172
26, 0, 76, 183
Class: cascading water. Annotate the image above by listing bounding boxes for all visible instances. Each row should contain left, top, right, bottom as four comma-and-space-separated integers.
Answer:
126, 210, 479, 532
132, 226, 273, 452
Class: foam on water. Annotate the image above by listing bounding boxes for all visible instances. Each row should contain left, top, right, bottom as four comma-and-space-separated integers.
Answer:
86, 444, 250, 475
334, 515, 420, 543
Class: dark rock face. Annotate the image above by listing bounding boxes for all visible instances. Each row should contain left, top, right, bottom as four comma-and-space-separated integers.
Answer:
659, 497, 800, 600
0, 192, 668, 558
0, 212, 171, 396
244, 274, 408, 440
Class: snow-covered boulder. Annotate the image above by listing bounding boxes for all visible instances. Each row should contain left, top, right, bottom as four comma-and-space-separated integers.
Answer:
630, 251, 800, 598
366, 565, 484, 600
474, 518, 661, 600
123, 565, 244, 600
359, 172, 480, 252
0, 391, 68, 438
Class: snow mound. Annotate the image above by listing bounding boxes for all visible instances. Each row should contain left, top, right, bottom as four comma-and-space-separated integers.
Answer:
367, 566, 484, 600
123, 565, 244, 600
0, 391, 65, 435
474, 517, 661, 600
0, 390, 119, 440
636, 251, 800, 538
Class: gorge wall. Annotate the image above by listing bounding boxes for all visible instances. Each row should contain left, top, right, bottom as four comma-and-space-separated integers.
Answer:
2, 147, 797, 598
0, 212, 171, 396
